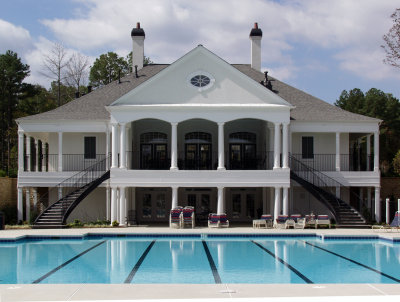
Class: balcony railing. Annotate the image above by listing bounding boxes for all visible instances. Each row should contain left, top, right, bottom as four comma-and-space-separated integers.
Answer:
124, 151, 274, 170
24, 154, 107, 172
24, 152, 373, 172
291, 154, 374, 172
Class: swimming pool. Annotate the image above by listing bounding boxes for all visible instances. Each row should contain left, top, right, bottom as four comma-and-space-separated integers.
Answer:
1, 234, 400, 284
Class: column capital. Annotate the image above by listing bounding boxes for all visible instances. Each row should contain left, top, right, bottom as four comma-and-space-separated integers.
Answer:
18, 130, 24, 135
282, 122, 290, 126
119, 122, 126, 127
170, 122, 178, 126
217, 122, 225, 126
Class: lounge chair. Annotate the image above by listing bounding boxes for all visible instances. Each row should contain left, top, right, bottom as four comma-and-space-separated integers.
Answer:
208, 213, 229, 228
169, 208, 182, 228
219, 214, 229, 228
182, 207, 195, 228
274, 215, 289, 229
208, 213, 219, 228
286, 214, 301, 229
316, 215, 331, 229
260, 214, 273, 228
294, 218, 306, 229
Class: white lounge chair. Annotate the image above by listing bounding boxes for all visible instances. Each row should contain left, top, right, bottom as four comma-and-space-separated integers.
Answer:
316, 215, 331, 228
182, 207, 195, 228
169, 208, 182, 228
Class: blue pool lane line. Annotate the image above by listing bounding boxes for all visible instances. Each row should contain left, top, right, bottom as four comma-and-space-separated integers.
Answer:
124, 240, 156, 283
304, 241, 400, 283
202, 240, 222, 284
32, 240, 107, 284
251, 240, 313, 284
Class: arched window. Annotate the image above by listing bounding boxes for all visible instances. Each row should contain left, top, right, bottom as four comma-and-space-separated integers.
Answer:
184, 132, 212, 170
140, 132, 168, 169
229, 132, 257, 170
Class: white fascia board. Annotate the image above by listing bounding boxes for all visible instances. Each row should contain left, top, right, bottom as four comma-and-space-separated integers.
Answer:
108, 104, 290, 124
110, 169, 290, 188
323, 171, 380, 187
18, 120, 109, 133
290, 121, 379, 133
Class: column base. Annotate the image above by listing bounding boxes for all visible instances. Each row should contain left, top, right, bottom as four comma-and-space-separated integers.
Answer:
273, 167, 282, 170
170, 167, 179, 171
217, 167, 226, 171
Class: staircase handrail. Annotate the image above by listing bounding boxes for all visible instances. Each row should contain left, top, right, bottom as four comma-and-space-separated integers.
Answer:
34, 155, 111, 223
290, 154, 365, 221
289, 155, 343, 200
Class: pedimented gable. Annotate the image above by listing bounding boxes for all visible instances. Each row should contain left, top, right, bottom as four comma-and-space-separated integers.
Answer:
112, 45, 292, 107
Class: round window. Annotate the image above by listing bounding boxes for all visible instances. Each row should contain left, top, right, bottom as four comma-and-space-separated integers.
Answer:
187, 71, 215, 92
190, 75, 211, 88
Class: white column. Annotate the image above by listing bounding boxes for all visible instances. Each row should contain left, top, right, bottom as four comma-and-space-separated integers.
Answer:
25, 188, 30, 222
386, 198, 390, 225
106, 186, 111, 221
111, 187, 118, 223
106, 126, 110, 169
367, 134, 371, 171
217, 187, 225, 214
119, 123, 127, 169
273, 123, 281, 169
375, 187, 381, 222
26, 135, 31, 172
374, 131, 379, 172
119, 187, 126, 225
17, 187, 23, 222
35, 139, 39, 172
171, 187, 178, 209
42, 142, 47, 171
398, 198, 400, 213
262, 187, 267, 214
282, 123, 289, 169
58, 187, 63, 200
58, 132, 63, 172
32, 188, 38, 212
282, 187, 289, 215
111, 123, 118, 168
218, 122, 225, 170
335, 132, 340, 171
18, 131, 24, 172
274, 187, 281, 219
170, 122, 178, 170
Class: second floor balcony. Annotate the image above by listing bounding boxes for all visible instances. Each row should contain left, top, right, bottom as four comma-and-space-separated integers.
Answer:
23, 152, 374, 172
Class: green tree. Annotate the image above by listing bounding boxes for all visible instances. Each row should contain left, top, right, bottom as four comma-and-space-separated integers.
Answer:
382, 8, 400, 68
126, 52, 153, 71
0, 50, 30, 175
335, 88, 400, 175
89, 52, 129, 87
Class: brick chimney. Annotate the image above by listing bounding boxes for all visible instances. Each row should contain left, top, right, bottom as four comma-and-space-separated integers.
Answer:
131, 22, 145, 71
249, 22, 262, 71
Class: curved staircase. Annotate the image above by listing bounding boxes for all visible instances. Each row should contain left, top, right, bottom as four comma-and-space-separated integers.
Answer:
290, 156, 368, 228
33, 157, 110, 229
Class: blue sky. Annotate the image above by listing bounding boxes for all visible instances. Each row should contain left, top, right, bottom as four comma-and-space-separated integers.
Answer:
1, 0, 399, 104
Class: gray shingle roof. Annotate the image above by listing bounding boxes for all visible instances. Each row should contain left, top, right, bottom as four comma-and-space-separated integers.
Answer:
17, 63, 379, 123
17, 64, 169, 122
233, 64, 379, 122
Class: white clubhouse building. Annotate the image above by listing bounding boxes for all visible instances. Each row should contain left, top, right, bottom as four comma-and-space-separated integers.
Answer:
16, 23, 381, 227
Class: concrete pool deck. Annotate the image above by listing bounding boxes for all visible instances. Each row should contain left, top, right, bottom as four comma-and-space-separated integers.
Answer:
0, 226, 400, 301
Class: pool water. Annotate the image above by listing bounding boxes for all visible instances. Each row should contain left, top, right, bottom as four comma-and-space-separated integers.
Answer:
1, 236, 399, 284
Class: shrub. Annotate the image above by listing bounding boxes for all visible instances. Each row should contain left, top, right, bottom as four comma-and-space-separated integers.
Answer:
112, 220, 119, 227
